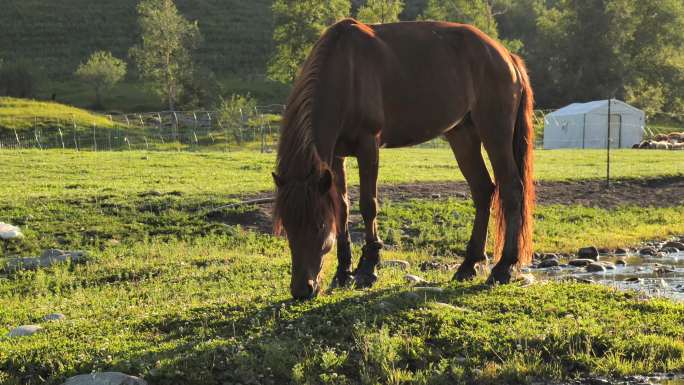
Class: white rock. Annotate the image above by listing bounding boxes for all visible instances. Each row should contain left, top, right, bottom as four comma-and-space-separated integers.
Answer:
4, 250, 87, 272
7, 325, 43, 337
379, 260, 410, 270
404, 274, 427, 284
45, 313, 66, 322
0, 223, 23, 240
63, 372, 148, 385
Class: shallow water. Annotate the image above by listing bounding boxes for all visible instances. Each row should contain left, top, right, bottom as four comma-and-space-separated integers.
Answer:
526, 250, 684, 301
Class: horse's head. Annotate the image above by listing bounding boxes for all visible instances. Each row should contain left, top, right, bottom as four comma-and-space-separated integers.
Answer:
273, 167, 337, 300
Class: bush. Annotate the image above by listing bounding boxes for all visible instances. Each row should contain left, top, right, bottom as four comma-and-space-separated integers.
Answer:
216, 94, 258, 144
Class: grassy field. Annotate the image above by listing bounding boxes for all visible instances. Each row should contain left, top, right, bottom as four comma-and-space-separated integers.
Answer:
1, 148, 684, 384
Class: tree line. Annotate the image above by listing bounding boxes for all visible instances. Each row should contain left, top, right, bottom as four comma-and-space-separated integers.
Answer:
270, 0, 684, 115
2, 0, 683, 115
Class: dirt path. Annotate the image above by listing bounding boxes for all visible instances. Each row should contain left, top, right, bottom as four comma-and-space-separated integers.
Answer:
220, 176, 684, 233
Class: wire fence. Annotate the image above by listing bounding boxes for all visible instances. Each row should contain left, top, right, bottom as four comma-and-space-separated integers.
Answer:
0, 105, 286, 152
1, 103, 684, 152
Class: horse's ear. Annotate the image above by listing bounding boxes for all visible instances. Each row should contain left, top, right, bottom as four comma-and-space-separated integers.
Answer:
272, 172, 286, 188
318, 169, 333, 194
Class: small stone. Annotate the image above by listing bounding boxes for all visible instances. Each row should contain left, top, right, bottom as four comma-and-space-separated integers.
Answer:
624, 277, 641, 283
578, 246, 599, 260
542, 253, 558, 260
615, 259, 626, 266
431, 193, 442, 199
598, 248, 612, 254
655, 267, 676, 276
44, 313, 66, 322
586, 263, 607, 273
404, 274, 427, 284
378, 260, 410, 270
63, 372, 148, 385
614, 248, 628, 255
414, 286, 444, 293
568, 259, 594, 267
661, 247, 679, 254
538, 258, 560, 268
7, 325, 43, 337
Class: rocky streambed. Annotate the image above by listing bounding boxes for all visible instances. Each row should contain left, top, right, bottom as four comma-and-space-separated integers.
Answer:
527, 237, 684, 301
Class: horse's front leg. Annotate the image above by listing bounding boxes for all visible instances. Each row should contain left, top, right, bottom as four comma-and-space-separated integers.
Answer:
354, 137, 382, 288
332, 157, 354, 287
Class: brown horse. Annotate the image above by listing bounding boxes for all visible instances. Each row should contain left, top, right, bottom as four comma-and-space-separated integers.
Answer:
273, 18, 535, 299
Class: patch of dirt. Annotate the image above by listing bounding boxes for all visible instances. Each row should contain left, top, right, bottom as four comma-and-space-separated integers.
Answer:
370, 176, 684, 209
218, 176, 684, 233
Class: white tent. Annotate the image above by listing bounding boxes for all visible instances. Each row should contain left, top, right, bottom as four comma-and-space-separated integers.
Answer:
543, 100, 645, 149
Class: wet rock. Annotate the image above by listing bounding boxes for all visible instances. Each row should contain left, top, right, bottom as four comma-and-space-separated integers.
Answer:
598, 248, 612, 254
601, 262, 616, 270
7, 325, 43, 337
639, 247, 658, 256
624, 277, 641, 283
614, 248, 628, 255
63, 372, 148, 385
655, 267, 676, 276
578, 246, 599, 260
661, 247, 679, 254
533, 252, 542, 261
568, 258, 594, 267
663, 241, 684, 250
586, 263, 607, 273
538, 258, 560, 268
378, 260, 410, 270
44, 313, 66, 322
615, 259, 627, 266
542, 253, 559, 260
405, 274, 427, 284
431, 193, 442, 199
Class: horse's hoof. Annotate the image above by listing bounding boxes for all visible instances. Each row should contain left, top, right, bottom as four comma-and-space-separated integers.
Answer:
331, 271, 355, 288
453, 265, 477, 281
486, 266, 512, 285
354, 272, 378, 288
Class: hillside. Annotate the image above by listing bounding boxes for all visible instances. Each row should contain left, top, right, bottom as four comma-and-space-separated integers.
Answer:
0, 0, 275, 78
0, 97, 114, 132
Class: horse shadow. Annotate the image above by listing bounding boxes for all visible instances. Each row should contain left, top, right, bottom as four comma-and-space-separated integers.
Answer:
116, 282, 491, 384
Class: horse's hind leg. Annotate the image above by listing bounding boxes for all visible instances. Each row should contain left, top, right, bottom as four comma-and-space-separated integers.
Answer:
354, 136, 382, 288
444, 122, 496, 281
332, 156, 354, 287
476, 112, 523, 284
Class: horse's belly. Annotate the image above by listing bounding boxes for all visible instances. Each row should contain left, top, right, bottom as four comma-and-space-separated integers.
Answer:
379, 118, 461, 148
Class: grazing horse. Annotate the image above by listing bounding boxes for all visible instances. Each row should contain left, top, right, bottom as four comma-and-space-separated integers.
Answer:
273, 19, 535, 300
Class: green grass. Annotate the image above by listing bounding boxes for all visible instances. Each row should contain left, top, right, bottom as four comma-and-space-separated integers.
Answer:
1, 148, 684, 384
0, 97, 116, 132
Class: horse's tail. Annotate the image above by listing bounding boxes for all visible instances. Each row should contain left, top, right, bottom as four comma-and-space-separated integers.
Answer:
493, 54, 536, 266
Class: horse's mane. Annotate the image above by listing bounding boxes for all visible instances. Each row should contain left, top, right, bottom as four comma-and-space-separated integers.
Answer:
273, 19, 359, 235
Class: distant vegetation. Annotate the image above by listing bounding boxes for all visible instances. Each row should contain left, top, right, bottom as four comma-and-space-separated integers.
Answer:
1, 0, 684, 115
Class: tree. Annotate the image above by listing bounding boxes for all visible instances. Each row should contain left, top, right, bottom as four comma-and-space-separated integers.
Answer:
0, 59, 36, 98
75, 51, 127, 109
216, 94, 258, 145
130, 0, 201, 110
421, 0, 501, 38
268, 0, 351, 83
357, 0, 404, 24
